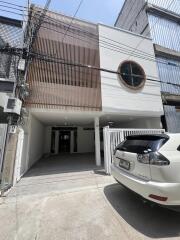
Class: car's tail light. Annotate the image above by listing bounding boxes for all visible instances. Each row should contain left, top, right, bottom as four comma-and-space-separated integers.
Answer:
137, 152, 170, 166
149, 152, 170, 166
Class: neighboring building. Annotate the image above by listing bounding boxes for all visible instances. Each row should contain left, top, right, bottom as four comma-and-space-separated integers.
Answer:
115, 0, 180, 133
0, 16, 23, 189
13, 6, 164, 181
0, 16, 23, 100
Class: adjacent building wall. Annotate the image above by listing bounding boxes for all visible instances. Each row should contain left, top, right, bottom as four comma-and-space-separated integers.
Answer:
148, 14, 180, 52
1, 131, 18, 190
0, 16, 23, 99
147, 0, 180, 15
164, 106, 180, 133
156, 57, 180, 95
115, 0, 149, 35
115, 0, 180, 36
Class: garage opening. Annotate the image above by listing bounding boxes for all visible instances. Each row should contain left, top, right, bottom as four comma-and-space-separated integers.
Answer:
17, 111, 163, 181
18, 111, 102, 180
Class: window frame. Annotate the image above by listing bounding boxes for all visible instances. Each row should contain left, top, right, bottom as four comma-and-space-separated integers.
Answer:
118, 60, 146, 90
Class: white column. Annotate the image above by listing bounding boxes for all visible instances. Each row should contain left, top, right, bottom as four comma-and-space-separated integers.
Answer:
94, 117, 101, 166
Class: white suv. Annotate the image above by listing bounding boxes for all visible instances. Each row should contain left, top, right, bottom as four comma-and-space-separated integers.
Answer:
111, 133, 180, 209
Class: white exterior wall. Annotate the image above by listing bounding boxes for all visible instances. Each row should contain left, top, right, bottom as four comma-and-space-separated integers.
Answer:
77, 127, 94, 153
119, 117, 162, 129
16, 113, 45, 178
28, 114, 45, 168
19, 114, 31, 177
99, 24, 164, 117
43, 126, 95, 154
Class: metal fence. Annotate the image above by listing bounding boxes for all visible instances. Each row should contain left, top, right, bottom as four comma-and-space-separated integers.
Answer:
103, 126, 165, 174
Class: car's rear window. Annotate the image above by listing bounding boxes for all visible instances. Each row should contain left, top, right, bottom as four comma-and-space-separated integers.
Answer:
116, 135, 168, 154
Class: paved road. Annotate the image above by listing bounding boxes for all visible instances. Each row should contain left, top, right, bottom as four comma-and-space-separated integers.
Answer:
1, 169, 180, 240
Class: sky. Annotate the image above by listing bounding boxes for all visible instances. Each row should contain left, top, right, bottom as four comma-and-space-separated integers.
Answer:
0, 0, 124, 26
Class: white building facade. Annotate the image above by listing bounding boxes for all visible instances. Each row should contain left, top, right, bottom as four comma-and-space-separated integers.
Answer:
0, 6, 164, 187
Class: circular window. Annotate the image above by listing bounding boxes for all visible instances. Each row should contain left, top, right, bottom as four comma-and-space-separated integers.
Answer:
118, 61, 146, 90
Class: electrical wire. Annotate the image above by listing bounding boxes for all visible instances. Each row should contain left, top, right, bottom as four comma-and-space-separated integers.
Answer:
29, 50, 180, 88
1, 49, 180, 95
0, 6, 179, 75
0, 4, 179, 68
0, 2, 179, 89
30, 20, 180, 70
61, 0, 84, 42
0, 3, 157, 61
1, 6, 179, 72
32, 8, 158, 60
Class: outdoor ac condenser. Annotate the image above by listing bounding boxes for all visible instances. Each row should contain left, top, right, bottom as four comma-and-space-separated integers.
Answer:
3, 97, 22, 115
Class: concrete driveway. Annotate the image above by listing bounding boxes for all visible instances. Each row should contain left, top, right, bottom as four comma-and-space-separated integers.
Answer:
1, 156, 180, 240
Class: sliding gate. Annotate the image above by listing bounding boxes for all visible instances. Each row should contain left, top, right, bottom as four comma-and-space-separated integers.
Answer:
103, 126, 165, 174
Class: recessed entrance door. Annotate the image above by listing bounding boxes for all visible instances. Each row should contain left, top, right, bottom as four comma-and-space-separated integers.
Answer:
59, 131, 71, 153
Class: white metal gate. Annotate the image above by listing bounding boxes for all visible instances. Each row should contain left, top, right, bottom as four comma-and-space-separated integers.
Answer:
103, 126, 165, 174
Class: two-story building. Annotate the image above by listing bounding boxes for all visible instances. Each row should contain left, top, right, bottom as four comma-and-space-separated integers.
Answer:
13, 6, 164, 183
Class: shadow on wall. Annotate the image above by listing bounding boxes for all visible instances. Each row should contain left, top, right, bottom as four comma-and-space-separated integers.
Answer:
104, 184, 180, 238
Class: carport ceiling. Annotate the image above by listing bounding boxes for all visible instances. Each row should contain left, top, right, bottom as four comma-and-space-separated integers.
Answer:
31, 110, 141, 127
32, 110, 99, 126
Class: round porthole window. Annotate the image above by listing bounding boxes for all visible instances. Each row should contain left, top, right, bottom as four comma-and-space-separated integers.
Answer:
118, 61, 146, 90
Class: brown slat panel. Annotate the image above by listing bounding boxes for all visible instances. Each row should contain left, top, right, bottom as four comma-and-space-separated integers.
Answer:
25, 6, 102, 111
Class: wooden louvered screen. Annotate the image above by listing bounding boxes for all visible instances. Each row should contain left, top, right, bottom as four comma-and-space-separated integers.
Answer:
26, 7, 102, 111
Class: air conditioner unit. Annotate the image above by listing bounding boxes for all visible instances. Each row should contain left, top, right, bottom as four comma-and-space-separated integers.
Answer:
3, 97, 22, 115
